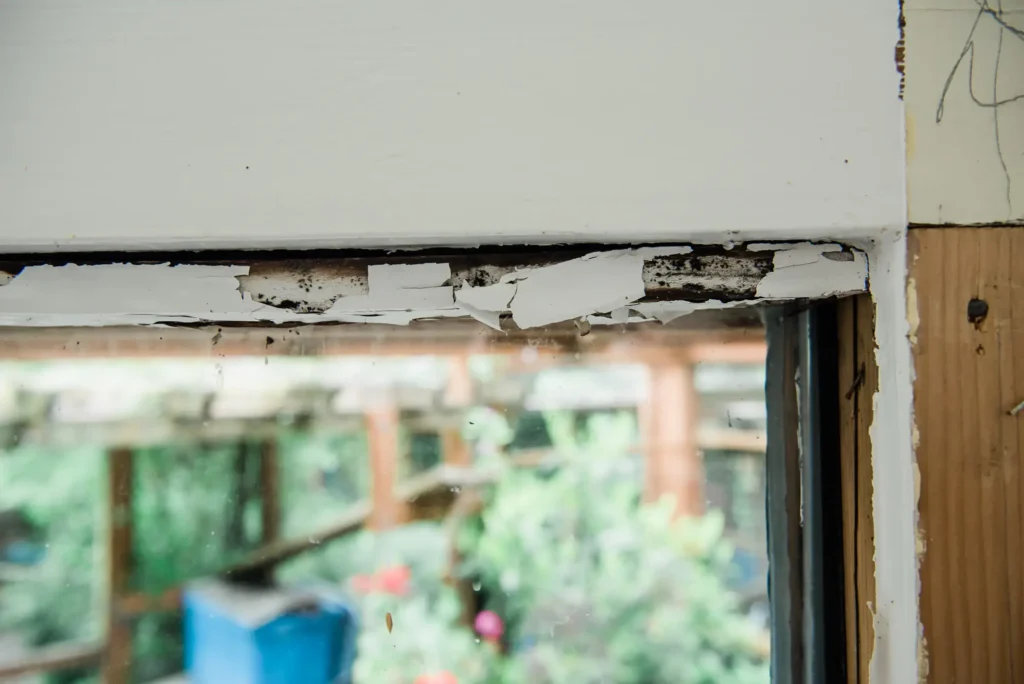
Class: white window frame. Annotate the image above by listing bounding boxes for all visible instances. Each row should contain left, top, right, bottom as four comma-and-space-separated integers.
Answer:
0, 235, 917, 684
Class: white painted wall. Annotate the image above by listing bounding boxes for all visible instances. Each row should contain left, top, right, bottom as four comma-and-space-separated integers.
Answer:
0, 0, 904, 252
905, 0, 1024, 224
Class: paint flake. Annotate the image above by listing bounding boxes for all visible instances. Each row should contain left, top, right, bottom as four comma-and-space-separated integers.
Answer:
367, 262, 450, 290
508, 252, 646, 328
454, 282, 516, 331
631, 299, 743, 324
755, 244, 866, 299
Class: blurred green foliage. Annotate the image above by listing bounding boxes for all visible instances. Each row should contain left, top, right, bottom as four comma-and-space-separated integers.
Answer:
459, 411, 769, 684
0, 445, 103, 684
1, 412, 767, 684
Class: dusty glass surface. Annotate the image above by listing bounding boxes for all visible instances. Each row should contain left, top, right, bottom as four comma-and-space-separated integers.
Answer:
0, 317, 768, 683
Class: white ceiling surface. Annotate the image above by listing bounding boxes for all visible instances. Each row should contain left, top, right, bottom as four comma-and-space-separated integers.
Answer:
0, 0, 904, 252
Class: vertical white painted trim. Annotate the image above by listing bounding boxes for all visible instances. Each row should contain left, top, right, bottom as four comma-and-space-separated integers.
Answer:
868, 230, 918, 684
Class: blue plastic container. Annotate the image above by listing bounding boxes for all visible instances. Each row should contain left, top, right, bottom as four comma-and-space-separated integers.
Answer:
184, 580, 357, 684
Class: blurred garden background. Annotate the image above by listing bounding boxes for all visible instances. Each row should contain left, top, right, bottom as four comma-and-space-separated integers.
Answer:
0, 322, 769, 684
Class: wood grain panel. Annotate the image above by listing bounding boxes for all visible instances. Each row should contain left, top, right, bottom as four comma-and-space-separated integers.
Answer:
839, 294, 878, 684
910, 227, 1024, 684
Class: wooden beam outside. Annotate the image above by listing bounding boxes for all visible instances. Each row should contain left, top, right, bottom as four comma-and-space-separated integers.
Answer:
105, 447, 134, 684
0, 641, 104, 680
688, 340, 767, 364
0, 320, 761, 360
910, 227, 1024, 684
223, 501, 372, 582
131, 465, 491, 610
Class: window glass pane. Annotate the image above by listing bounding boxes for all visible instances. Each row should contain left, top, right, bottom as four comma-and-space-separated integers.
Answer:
0, 318, 769, 683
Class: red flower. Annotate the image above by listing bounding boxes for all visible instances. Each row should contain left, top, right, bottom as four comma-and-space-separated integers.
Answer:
377, 565, 411, 596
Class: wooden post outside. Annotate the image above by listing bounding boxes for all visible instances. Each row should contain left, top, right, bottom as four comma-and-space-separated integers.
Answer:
104, 447, 134, 684
260, 438, 281, 543
367, 404, 406, 530
444, 354, 474, 408
442, 355, 474, 467
640, 355, 702, 517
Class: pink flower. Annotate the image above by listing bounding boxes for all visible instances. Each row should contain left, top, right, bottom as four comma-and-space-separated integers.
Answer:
474, 610, 504, 642
414, 672, 458, 684
377, 565, 411, 596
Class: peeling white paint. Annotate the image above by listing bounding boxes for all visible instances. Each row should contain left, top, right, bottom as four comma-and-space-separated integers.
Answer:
452, 248, 701, 330
0, 264, 255, 326
508, 251, 646, 328
0, 243, 866, 328
753, 243, 868, 299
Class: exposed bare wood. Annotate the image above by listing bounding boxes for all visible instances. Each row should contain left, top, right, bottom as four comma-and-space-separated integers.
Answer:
105, 447, 134, 684
838, 294, 877, 684
853, 294, 877, 684
910, 227, 1024, 684
838, 297, 858, 684
0, 641, 104, 680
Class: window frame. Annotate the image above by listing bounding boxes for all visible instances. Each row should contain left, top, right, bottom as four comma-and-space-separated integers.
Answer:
0, 242, 868, 684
